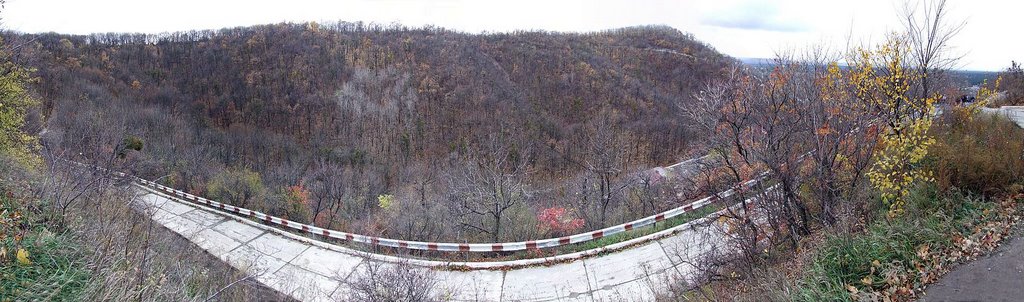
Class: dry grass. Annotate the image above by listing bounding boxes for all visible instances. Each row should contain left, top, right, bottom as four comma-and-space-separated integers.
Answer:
931, 112, 1024, 196
2, 157, 289, 301
68, 185, 288, 301
650, 112, 1024, 302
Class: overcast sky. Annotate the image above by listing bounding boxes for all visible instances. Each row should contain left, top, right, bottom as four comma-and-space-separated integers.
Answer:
3, 0, 1019, 71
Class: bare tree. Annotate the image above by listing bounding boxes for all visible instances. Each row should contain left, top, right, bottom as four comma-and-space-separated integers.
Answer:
586, 111, 625, 227
569, 108, 649, 228
682, 65, 768, 255
901, 0, 965, 100
345, 260, 438, 302
39, 109, 140, 226
446, 133, 531, 242
304, 159, 349, 227
388, 161, 449, 241
683, 60, 813, 248
799, 47, 879, 228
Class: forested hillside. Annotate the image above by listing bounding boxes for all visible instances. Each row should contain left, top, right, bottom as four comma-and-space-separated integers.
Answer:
4, 22, 732, 242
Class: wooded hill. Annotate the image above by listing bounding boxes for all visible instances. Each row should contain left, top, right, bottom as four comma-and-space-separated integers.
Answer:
4, 23, 732, 242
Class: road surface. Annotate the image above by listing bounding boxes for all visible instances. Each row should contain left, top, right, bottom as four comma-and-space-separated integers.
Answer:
979, 106, 1024, 128
137, 183, 738, 301
921, 225, 1024, 302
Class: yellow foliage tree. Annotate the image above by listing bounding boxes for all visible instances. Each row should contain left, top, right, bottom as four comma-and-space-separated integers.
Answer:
377, 194, 395, 210
853, 36, 936, 217
0, 37, 40, 167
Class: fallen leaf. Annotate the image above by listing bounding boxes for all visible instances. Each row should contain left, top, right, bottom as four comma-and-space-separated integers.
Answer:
16, 248, 31, 265
917, 244, 930, 259
847, 284, 859, 294
862, 276, 873, 285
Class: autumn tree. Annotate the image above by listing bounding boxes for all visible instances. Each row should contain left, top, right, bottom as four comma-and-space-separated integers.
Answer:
206, 167, 265, 209
283, 183, 311, 223
0, 37, 40, 167
685, 61, 816, 246
852, 36, 937, 217
801, 49, 879, 227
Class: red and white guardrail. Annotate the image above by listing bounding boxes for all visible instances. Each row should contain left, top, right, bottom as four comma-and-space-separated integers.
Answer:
130, 170, 768, 252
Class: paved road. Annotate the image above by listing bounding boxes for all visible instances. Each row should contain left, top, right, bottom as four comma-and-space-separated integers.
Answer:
978, 106, 1024, 128
135, 105, 1018, 301
137, 183, 737, 301
1003, 106, 1024, 128
921, 225, 1024, 302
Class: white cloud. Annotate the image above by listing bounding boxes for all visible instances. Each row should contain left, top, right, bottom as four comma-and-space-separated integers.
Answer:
698, 0, 810, 32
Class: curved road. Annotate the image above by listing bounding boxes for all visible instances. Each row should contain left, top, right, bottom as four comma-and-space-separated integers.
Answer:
134, 156, 742, 302
135, 105, 1022, 301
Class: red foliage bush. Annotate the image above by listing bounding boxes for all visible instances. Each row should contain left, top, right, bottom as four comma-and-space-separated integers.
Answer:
537, 207, 585, 236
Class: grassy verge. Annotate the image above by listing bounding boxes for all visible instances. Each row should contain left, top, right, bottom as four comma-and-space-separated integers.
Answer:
676, 113, 1024, 302
793, 114, 1024, 301
794, 187, 1022, 301
547, 203, 722, 256
0, 233, 91, 300
1, 192, 91, 300
1, 168, 286, 301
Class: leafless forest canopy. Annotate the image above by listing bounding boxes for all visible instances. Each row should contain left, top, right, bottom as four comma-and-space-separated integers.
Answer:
4, 22, 734, 242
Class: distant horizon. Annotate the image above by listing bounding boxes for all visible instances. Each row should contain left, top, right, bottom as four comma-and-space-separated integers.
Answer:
3, 0, 1020, 71
3, 19, 1010, 73
2, 20, 685, 36
737, 57, 1005, 73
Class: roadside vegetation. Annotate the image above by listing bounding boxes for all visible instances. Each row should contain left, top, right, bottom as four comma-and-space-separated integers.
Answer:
1, 21, 731, 247
792, 112, 1024, 301
5, 0, 1024, 300
663, 54, 1024, 302
990, 61, 1024, 106
654, 1, 1024, 301
0, 15, 282, 301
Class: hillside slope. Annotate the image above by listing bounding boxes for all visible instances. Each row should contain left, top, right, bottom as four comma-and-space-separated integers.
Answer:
4, 23, 732, 242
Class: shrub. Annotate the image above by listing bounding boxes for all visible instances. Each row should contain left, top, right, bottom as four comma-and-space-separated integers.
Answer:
284, 184, 312, 223
206, 167, 265, 208
122, 135, 144, 152
796, 187, 1005, 301
377, 194, 395, 210
931, 113, 1024, 196
346, 260, 438, 302
537, 207, 584, 236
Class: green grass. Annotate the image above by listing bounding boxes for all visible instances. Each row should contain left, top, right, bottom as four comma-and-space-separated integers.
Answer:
556, 204, 722, 254
301, 201, 725, 262
0, 229, 91, 301
793, 186, 1008, 301
791, 115, 1024, 301
1, 190, 91, 301
491, 203, 724, 261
